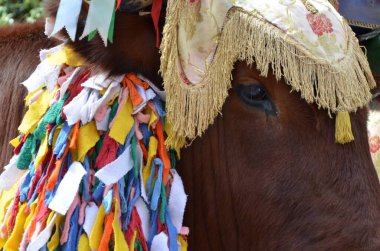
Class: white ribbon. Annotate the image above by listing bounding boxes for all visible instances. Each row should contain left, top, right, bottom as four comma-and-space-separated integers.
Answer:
63, 88, 91, 126
95, 145, 134, 185
133, 84, 156, 114
168, 170, 188, 233
48, 162, 87, 215
0, 156, 25, 194
137, 145, 149, 202
83, 202, 99, 236
88, 81, 121, 120
22, 45, 64, 93
137, 74, 166, 101
96, 108, 111, 131
81, 73, 124, 90
51, 0, 83, 41
80, 0, 115, 46
27, 214, 58, 251
135, 198, 150, 240
21, 59, 61, 93
80, 90, 100, 125
151, 232, 169, 251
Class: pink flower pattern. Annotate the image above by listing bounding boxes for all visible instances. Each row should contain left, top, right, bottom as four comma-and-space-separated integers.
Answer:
306, 13, 334, 37
369, 135, 380, 154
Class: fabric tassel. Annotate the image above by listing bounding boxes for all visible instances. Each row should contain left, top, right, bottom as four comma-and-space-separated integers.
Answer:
335, 111, 354, 144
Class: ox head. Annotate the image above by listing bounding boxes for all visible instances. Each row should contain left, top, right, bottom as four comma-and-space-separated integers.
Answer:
44, 0, 380, 249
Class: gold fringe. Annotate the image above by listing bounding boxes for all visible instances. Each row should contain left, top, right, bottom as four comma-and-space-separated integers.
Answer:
347, 19, 380, 30
335, 111, 354, 144
160, 2, 376, 149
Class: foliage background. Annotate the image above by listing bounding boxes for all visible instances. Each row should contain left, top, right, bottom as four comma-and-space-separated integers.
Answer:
0, 0, 43, 26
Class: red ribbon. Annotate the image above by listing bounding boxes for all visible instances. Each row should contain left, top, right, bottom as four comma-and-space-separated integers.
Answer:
151, 0, 163, 48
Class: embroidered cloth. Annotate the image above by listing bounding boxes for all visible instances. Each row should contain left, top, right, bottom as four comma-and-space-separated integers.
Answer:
160, 0, 376, 148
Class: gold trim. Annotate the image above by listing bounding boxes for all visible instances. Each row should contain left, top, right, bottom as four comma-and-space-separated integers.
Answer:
347, 19, 380, 30
160, 1, 376, 149
301, 0, 319, 14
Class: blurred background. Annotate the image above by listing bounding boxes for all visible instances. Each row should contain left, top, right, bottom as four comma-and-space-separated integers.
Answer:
0, 0, 42, 26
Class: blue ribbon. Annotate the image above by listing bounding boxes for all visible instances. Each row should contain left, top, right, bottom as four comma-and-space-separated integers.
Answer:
149, 158, 164, 211
63, 206, 80, 251
53, 122, 72, 159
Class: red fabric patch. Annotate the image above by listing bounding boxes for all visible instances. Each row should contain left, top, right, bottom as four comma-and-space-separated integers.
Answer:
370, 135, 380, 154
307, 13, 334, 37
95, 134, 119, 169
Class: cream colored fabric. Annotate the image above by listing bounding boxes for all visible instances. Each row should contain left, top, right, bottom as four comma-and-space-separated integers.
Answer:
368, 110, 380, 179
178, 0, 346, 86
160, 0, 375, 148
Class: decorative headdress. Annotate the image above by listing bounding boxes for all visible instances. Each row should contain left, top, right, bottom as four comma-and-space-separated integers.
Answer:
160, 0, 376, 149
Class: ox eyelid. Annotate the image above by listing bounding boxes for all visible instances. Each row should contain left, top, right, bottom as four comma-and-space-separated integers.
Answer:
236, 82, 278, 117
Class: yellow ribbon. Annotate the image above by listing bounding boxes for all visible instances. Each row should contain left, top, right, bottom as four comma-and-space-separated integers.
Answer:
3, 204, 28, 250
109, 99, 134, 145
112, 201, 129, 251
89, 204, 105, 250
77, 121, 100, 162
78, 234, 91, 251
47, 214, 64, 251
47, 47, 85, 67
18, 88, 57, 134
143, 136, 158, 186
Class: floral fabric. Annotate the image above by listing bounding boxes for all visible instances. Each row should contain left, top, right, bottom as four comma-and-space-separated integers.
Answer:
368, 110, 380, 178
178, 0, 348, 86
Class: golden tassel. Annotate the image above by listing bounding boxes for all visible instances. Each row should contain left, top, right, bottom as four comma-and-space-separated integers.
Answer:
335, 111, 354, 144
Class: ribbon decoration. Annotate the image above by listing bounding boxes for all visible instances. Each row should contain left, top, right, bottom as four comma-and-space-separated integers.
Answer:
48, 0, 160, 46
0, 44, 189, 250
80, 0, 116, 46
51, 0, 83, 41
151, 0, 163, 48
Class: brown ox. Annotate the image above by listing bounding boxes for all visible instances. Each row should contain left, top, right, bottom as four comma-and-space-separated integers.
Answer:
1, 2, 380, 250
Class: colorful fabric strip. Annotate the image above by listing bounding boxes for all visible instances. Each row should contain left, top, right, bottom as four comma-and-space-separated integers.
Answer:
0, 45, 188, 251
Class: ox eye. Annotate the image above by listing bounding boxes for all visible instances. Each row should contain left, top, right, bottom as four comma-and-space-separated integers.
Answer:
236, 84, 278, 116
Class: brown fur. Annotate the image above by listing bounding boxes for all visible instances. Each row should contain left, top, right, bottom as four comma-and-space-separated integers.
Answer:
1, 2, 380, 249
0, 22, 57, 169
179, 63, 380, 250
